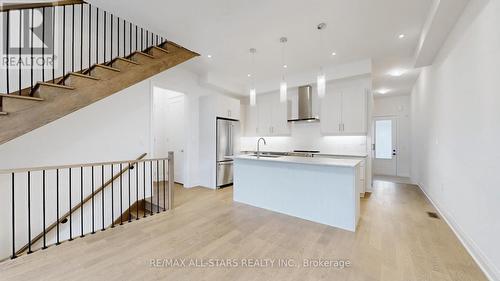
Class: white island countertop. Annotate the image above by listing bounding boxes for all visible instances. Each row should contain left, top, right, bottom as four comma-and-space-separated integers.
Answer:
231, 155, 362, 168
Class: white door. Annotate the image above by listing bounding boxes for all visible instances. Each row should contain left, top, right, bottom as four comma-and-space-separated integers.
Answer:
152, 87, 185, 184
373, 118, 398, 176
166, 95, 185, 183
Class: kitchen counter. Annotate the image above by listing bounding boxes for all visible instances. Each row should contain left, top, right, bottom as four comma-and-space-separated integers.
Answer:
232, 155, 362, 167
240, 151, 368, 158
233, 154, 361, 232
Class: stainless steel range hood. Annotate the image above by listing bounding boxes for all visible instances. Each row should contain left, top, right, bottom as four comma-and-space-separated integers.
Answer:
287, 85, 320, 123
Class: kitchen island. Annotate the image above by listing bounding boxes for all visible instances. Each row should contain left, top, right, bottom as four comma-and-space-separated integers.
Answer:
232, 155, 362, 232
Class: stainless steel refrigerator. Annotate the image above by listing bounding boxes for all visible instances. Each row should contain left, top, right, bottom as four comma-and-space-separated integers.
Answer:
216, 117, 239, 188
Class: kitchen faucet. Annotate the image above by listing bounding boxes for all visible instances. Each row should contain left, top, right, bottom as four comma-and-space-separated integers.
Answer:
257, 138, 267, 158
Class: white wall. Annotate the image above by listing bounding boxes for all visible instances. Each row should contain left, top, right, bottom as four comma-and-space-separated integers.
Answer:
411, 0, 500, 279
373, 95, 411, 177
0, 78, 152, 260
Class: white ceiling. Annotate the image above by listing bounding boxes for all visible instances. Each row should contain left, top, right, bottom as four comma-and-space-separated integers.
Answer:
88, 0, 462, 97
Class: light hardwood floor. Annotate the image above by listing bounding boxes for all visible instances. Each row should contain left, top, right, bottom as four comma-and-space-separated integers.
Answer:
0, 180, 487, 281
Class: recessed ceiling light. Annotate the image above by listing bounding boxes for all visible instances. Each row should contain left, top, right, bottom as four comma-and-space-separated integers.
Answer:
398, 34, 405, 39
331, 52, 337, 56
247, 74, 252, 77
207, 54, 212, 58
388, 69, 407, 77
283, 64, 288, 68
377, 88, 390, 94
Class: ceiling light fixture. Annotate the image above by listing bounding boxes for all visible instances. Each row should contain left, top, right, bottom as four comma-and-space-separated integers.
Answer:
377, 88, 390, 94
388, 69, 407, 77
207, 54, 212, 58
316, 23, 327, 98
331, 52, 337, 56
249, 48, 257, 106
247, 74, 251, 77
398, 34, 405, 39
280, 37, 288, 103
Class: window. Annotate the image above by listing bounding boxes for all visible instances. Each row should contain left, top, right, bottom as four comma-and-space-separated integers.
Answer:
375, 120, 392, 159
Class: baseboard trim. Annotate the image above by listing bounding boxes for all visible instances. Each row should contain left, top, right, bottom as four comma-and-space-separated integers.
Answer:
417, 183, 499, 281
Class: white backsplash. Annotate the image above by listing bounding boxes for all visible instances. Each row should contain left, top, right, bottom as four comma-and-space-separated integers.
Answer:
240, 122, 367, 155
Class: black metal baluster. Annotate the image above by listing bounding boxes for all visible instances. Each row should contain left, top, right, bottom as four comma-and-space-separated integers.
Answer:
163, 159, 166, 211
42, 170, 47, 249
135, 25, 137, 52
56, 169, 60, 245
52, 7, 55, 82
150, 161, 153, 216
117, 17, 119, 57
80, 4, 83, 70
120, 163, 123, 225
156, 34, 158, 45
141, 28, 143, 51
6, 11, 10, 95
62, 6, 65, 77
129, 22, 132, 55
31, 9, 34, 89
96, 8, 99, 64
80, 166, 84, 238
103, 11, 106, 63
143, 161, 146, 218
111, 14, 113, 60
69, 168, 73, 241
128, 163, 131, 222
41, 8, 45, 83
136, 161, 139, 220
156, 160, 160, 213
27, 171, 32, 253
123, 19, 125, 57
18, 10, 22, 94
71, 5, 74, 72
101, 165, 105, 231
111, 164, 114, 228
88, 4, 91, 68
146, 31, 148, 49
91, 166, 95, 234
11, 173, 16, 259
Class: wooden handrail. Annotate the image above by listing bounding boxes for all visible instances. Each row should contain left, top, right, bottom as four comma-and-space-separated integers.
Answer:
0, 155, 170, 174
0, 0, 84, 12
15, 152, 148, 255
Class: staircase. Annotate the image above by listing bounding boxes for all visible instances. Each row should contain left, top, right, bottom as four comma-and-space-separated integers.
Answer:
0, 1, 199, 145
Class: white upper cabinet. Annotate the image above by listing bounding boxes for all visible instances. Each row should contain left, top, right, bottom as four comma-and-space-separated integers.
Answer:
244, 93, 291, 137
320, 87, 367, 135
216, 95, 241, 119
341, 89, 367, 134
320, 91, 343, 134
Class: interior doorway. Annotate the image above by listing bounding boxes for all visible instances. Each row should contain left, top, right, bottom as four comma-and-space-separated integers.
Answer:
152, 86, 185, 184
373, 117, 398, 176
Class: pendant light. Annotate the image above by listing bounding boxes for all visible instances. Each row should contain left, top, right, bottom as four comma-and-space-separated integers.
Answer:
317, 23, 327, 98
279, 37, 288, 103
249, 48, 257, 106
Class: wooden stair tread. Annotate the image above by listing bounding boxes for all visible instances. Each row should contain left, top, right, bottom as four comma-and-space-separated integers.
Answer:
0, 112, 8, 115
37, 82, 75, 90
0, 93, 44, 101
67, 72, 101, 81
93, 64, 121, 72
112, 57, 140, 65
149, 46, 170, 54
130, 51, 156, 59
